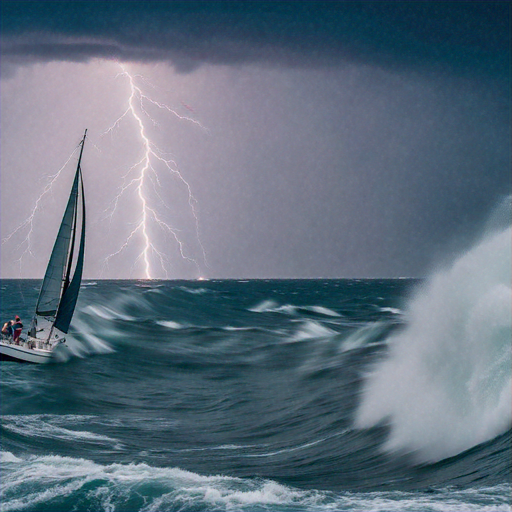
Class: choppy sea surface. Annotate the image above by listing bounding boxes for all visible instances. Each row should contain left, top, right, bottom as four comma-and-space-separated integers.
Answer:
1, 227, 511, 511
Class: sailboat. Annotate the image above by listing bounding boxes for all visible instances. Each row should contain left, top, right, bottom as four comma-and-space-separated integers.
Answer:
0, 130, 87, 363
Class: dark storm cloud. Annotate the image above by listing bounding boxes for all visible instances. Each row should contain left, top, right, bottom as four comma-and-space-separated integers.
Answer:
1, 1, 510, 76
1, 1, 510, 279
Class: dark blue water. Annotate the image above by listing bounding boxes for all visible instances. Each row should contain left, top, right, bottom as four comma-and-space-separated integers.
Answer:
1, 274, 510, 511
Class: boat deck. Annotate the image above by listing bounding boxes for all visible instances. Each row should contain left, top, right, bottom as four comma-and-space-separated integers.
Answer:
0, 335, 56, 364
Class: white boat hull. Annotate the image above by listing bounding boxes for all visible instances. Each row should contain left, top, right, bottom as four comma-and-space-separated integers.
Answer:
0, 338, 56, 364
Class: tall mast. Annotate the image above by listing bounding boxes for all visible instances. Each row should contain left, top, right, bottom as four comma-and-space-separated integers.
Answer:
62, 130, 87, 291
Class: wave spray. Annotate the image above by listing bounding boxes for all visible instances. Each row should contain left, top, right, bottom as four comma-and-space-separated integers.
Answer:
355, 198, 511, 462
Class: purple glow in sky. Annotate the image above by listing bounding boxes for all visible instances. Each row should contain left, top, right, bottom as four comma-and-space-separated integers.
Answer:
1, 1, 510, 279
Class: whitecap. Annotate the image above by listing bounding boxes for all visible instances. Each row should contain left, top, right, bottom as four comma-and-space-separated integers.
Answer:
1, 415, 119, 444
0, 453, 509, 512
177, 286, 209, 295
250, 301, 341, 318
339, 322, 388, 353
306, 306, 341, 317
82, 305, 135, 322
288, 320, 337, 342
157, 320, 185, 330
378, 306, 402, 315
248, 300, 279, 313
0, 451, 22, 463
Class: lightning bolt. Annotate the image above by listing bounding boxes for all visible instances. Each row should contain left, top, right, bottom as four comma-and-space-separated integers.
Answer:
1, 146, 82, 275
102, 64, 208, 279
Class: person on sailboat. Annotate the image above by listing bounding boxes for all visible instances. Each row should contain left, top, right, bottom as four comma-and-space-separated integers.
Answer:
12, 316, 23, 344
2, 320, 13, 338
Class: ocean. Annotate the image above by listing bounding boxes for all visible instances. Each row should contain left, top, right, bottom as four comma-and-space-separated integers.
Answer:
1, 228, 511, 511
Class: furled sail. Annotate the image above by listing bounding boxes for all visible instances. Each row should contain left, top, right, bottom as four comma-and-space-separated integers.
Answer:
35, 132, 87, 334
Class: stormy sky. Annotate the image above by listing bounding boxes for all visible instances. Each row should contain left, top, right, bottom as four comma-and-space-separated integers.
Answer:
1, 1, 510, 279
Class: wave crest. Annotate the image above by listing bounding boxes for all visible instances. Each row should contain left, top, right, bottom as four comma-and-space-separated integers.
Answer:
356, 222, 512, 463
1, 452, 509, 512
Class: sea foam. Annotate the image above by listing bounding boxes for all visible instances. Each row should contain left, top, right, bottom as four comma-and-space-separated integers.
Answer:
356, 211, 511, 462
1, 453, 509, 512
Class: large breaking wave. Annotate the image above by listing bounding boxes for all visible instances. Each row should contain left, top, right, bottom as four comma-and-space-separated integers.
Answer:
356, 199, 512, 462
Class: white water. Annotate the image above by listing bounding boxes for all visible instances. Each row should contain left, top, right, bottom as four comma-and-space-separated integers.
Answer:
1, 415, 119, 445
356, 221, 511, 462
250, 300, 340, 318
157, 320, 186, 330
289, 320, 338, 342
1, 452, 509, 512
